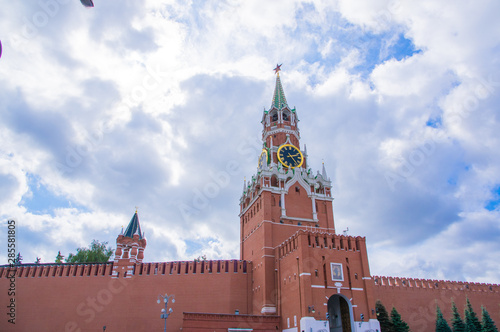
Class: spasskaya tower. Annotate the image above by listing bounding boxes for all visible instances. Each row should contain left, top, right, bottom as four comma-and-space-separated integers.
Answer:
238, 66, 380, 332
240, 64, 336, 314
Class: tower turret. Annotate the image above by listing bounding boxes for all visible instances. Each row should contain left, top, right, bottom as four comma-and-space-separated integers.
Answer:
261, 64, 301, 165
112, 210, 147, 278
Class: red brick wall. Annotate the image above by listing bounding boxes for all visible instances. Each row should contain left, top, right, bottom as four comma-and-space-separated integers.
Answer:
0, 260, 251, 332
373, 276, 500, 332
284, 182, 313, 220
275, 231, 378, 329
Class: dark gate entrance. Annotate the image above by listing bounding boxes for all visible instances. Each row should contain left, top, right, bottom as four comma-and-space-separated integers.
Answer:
327, 294, 353, 332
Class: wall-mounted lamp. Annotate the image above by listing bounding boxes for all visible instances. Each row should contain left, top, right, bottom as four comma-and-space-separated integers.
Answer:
308, 305, 315, 313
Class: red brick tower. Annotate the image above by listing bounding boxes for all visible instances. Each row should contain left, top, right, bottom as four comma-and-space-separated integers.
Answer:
112, 210, 147, 278
240, 66, 380, 331
240, 65, 334, 313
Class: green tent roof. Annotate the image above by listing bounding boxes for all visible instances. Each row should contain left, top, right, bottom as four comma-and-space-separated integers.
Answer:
271, 74, 288, 109
124, 211, 143, 239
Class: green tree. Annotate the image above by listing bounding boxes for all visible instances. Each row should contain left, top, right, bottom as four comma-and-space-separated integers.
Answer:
436, 305, 452, 332
451, 301, 466, 332
66, 240, 113, 263
13, 252, 22, 265
391, 307, 410, 332
194, 255, 207, 262
466, 309, 478, 332
465, 298, 482, 332
55, 251, 64, 263
376, 300, 394, 332
481, 307, 498, 332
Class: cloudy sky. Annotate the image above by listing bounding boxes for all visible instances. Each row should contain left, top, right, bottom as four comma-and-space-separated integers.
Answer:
1, 0, 499, 283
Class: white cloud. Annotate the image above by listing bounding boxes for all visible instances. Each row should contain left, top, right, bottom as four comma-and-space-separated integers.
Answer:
0, 0, 499, 284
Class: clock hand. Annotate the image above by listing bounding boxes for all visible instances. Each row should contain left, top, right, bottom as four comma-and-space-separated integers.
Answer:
287, 153, 297, 164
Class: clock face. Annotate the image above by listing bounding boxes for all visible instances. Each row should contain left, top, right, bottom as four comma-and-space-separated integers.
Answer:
258, 149, 268, 170
277, 144, 304, 168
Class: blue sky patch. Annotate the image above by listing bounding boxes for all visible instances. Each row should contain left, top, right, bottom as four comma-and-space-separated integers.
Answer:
383, 33, 421, 62
184, 237, 219, 257
447, 177, 457, 186
426, 116, 442, 128
184, 239, 203, 256
21, 174, 86, 216
485, 186, 500, 211
353, 32, 421, 77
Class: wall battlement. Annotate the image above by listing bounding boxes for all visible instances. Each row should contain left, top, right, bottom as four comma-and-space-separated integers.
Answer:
1, 259, 250, 279
373, 275, 500, 293
0, 262, 114, 278
136, 259, 249, 276
276, 229, 366, 259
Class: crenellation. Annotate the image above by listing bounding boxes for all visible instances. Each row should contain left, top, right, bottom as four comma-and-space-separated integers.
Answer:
109, 260, 252, 277
373, 275, 500, 294
1, 262, 116, 279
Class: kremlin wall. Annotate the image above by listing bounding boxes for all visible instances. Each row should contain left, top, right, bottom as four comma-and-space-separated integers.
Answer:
374, 276, 500, 331
1, 239, 498, 331
1, 69, 499, 332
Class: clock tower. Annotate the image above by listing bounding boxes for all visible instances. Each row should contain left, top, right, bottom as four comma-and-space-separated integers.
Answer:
240, 65, 335, 314
240, 66, 380, 332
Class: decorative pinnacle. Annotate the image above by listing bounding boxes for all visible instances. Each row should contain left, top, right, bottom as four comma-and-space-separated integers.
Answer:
322, 161, 329, 180
271, 66, 288, 109
274, 63, 282, 76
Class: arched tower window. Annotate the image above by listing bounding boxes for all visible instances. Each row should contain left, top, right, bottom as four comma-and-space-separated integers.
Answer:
282, 110, 290, 121
271, 175, 279, 187
271, 111, 278, 122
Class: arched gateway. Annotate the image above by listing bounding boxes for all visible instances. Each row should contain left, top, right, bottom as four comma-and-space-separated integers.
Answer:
327, 294, 354, 332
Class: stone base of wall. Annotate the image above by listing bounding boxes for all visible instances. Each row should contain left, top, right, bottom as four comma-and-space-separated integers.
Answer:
182, 312, 280, 331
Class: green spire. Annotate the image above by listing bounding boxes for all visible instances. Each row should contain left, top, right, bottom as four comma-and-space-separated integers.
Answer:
271, 64, 288, 109
124, 210, 143, 239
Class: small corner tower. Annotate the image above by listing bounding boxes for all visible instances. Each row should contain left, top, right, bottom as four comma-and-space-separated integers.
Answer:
112, 210, 147, 278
